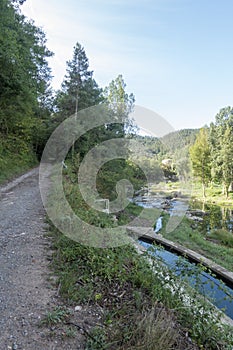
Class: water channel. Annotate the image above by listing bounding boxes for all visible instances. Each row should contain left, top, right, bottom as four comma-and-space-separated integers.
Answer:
133, 193, 233, 320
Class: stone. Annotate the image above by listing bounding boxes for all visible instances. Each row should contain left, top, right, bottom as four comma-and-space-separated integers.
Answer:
75, 305, 82, 312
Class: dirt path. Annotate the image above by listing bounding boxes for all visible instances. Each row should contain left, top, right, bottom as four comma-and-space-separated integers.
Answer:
0, 168, 85, 350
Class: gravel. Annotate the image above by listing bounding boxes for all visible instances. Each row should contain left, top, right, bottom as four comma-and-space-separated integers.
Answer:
0, 168, 87, 349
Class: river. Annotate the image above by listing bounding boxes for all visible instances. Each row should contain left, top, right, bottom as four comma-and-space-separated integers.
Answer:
133, 192, 233, 320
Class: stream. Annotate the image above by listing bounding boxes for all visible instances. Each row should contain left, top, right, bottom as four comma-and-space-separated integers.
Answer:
139, 239, 233, 320
133, 193, 233, 320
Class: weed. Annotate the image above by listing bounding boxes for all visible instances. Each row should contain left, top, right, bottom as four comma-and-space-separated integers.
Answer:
41, 306, 70, 327
85, 327, 107, 350
64, 326, 76, 338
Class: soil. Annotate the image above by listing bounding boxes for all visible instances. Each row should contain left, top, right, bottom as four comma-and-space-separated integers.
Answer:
0, 168, 101, 350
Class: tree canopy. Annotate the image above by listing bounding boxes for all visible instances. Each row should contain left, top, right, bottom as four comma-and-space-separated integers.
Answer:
190, 128, 211, 198
0, 0, 53, 162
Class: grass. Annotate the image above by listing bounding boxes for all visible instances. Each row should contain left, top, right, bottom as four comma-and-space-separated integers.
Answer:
161, 215, 233, 271
41, 306, 70, 327
85, 307, 187, 350
46, 166, 233, 349
151, 179, 233, 205
208, 229, 233, 247
143, 180, 233, 271
191, 182, 233, 205
49, 225, 233, 349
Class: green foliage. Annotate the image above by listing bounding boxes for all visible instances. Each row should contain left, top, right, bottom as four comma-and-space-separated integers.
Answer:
190, 128, 211, 197
85, 327, 107, 350
104, 74, 136, 135
209, 106, 233, 197
0, 0, 54, 175
41, 307, 70, 327
163, 215, 233, 271
0, 136, 37, 184
0, 0, 53, 136
208, 229, 233, 248
96, 159, 146, 200
162, 129, 199, 151
47, 166, 233, 349
219, 125, 233, 197
55, 42, 103, 122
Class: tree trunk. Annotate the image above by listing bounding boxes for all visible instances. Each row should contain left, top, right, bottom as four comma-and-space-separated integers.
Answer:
228, 182, 233, 193
226, 185, 229, 199
202, 182, 206, 199
222, 184, 226, 195
223, 183, 229, 198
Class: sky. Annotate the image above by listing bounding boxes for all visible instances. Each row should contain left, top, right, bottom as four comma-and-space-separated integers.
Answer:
21, 0, 233, 131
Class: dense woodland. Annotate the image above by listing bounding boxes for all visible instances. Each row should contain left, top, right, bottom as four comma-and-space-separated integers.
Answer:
0, 0, 137, 188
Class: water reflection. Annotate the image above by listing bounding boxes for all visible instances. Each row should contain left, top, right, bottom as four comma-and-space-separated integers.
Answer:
190, 200, 233, 233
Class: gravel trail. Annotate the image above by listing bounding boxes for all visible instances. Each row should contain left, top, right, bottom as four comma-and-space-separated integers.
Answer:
0, 168, 82, 349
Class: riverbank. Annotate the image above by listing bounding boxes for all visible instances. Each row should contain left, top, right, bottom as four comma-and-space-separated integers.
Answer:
46, 168, 233, 349
135, 183, 233, 271
160, 214, 233, 271
191, 182, 233, 205
128, 226, 233, 323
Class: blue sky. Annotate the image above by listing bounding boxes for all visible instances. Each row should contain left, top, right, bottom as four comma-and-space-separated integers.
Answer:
22, 0, 233, 131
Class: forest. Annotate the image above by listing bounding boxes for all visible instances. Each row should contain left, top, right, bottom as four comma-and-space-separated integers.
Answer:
0, 0, 136, 189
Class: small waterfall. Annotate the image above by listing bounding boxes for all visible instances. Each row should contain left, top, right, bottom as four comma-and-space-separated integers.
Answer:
154, 217, 162, 233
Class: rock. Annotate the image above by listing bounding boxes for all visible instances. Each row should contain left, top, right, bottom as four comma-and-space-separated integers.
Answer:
75, 305, 82, 312
187, 214, 203, 222
187, 209, 207, 217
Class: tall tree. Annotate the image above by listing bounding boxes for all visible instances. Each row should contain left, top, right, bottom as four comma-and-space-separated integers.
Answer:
209, 106, 233, 195
54, 42, 104, 161
104, 74, 135, 136
219, 125, 233, 198
55, 42, 102, 121
95, 75, 136, 200
190, 128, 211, 198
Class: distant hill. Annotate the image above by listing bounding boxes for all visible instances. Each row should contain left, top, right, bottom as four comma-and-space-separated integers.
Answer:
133, 128, 199, 158
161, 128, 199, 153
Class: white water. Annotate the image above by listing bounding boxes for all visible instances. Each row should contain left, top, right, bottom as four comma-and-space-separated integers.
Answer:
154, 217, 162, 233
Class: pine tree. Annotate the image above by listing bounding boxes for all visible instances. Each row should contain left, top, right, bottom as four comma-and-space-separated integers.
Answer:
55, 42, 102, 121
